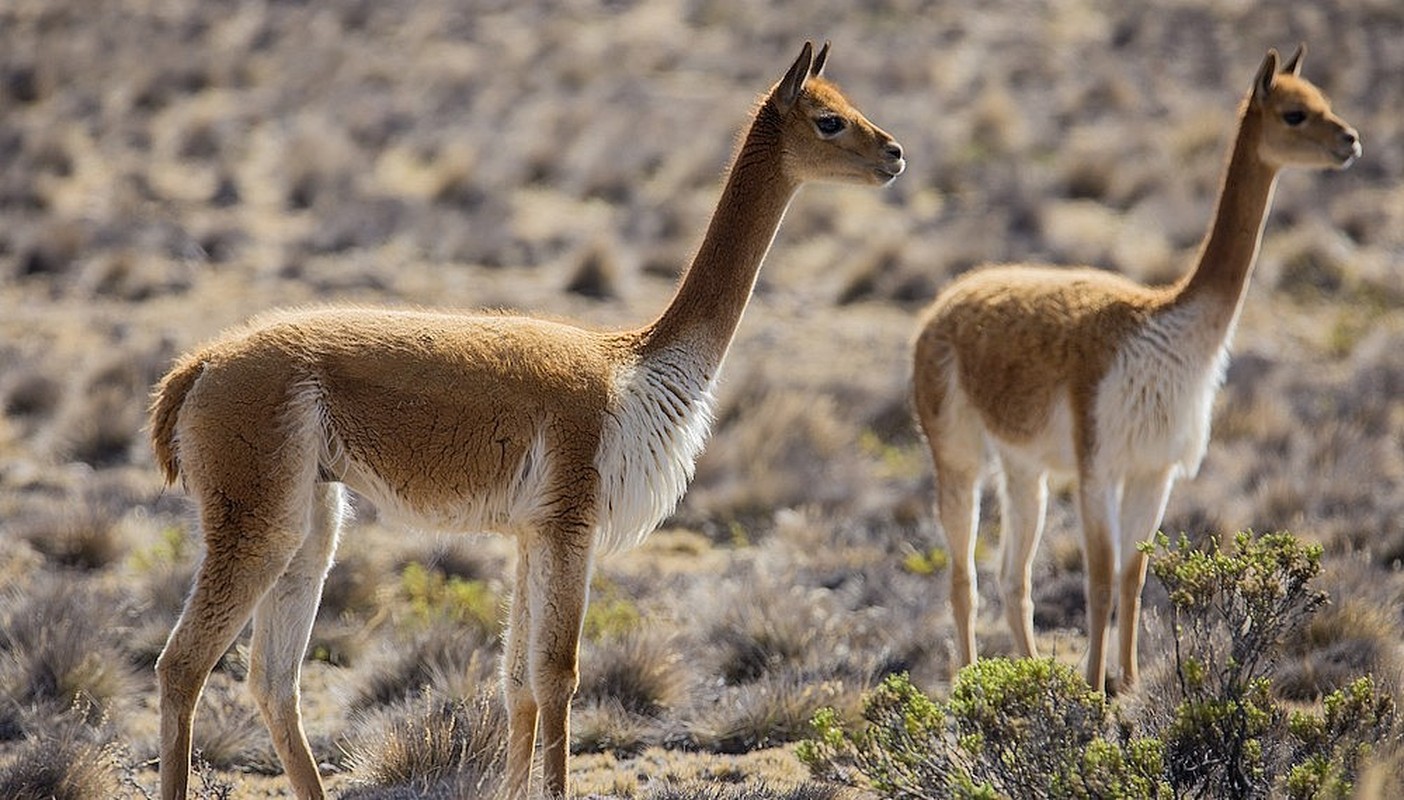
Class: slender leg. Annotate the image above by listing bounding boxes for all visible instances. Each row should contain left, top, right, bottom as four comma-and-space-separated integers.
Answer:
528, 531, 592, 799
502, 536, 537, 800
936, 461, 983, 668
247, 483, 344, 800
158, 498, 307, 800
1115, 470, 1176, 688
996, 460, 1049, 659
1077, 476, 1121, 692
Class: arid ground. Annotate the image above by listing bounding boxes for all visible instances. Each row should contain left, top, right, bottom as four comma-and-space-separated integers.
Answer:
2, 0, 1402, 797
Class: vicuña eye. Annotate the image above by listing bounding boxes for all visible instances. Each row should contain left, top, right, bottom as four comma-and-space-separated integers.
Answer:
815, 116, 846, 136
1282, 110, 1307, 126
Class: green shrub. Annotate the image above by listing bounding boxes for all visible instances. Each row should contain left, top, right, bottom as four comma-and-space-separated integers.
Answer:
799, 663, 1168, 799
1145, 531, 1328, 798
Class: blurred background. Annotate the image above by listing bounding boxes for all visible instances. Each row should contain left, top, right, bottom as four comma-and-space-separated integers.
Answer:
1, 0, 1401, 796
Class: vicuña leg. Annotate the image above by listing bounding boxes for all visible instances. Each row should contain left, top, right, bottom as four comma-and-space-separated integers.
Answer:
247, 483, 345, 800
529, 531, 592, 798
1114, 470, 1176, 688
1077, 478, 1120, 692
936, 460, 983, 667
997, 460, 1050, 658
158, 497, 309, 800
503, 538, 538, 800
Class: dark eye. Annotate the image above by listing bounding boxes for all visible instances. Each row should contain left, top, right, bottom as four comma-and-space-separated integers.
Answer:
815, 116, 846, 137
1282, 110, 1307, 126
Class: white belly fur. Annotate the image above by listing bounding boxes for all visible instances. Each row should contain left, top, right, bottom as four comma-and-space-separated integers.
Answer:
593, 347, 716, 554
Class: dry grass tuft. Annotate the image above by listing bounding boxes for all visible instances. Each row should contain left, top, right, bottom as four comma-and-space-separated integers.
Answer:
578, 630, 691, 719
640, 782, 859, 800
686, 671, 855, 755
12, 495, 128, 571
349, 622, 498, 713
565, 240, 624, 300
1275, 597, 1404, 702
343, 689, 507, 800
0, 715, 124, 800
189, 677, 276, 774
0, 578, 138, 729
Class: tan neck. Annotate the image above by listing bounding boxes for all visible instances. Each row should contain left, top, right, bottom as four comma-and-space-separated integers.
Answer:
639, 102, 799, 367
1170, 99, 1280, 326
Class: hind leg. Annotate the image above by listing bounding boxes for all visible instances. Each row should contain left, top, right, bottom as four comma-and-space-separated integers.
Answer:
938, 460, 984, 668
997, 460, 1049, 659
247, 483, 345, 800
158, 494, 311, 800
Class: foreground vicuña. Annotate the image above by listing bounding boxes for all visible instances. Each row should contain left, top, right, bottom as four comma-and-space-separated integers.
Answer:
912, 45, 1358, 692
149, 41, 903, 800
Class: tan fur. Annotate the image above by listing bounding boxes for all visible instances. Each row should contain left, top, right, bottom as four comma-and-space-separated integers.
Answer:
912, 45, 1358, 692
149, 42, 903, 800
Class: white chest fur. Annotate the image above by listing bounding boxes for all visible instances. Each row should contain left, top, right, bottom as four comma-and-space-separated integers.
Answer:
1093, 300, 1232, 478
593, 348, 717, 554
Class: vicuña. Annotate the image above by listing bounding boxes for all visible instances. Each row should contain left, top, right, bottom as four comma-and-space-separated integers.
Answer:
150, 41, 904, 800
912, 45, 1358, 692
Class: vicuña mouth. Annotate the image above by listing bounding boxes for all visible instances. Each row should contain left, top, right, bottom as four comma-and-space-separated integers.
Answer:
875, 158, 906, 181
1334, 141, 1362, 168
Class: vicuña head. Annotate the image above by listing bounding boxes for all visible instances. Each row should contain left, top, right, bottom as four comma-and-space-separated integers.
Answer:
149, 41, 901, 800
912, 44, 1357, 695
1251, 44, 1360, 171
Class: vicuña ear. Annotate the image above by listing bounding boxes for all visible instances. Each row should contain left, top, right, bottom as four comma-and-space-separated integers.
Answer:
775, 41, 813, 113
1281, 42, 1305, 76
1253, 48, 1279, 104
811, 40, 830, 78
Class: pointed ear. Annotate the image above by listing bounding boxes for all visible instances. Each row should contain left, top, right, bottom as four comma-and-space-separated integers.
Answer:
1253, 49, 1279, 103
775, 41, 813, 112
1281, 42, 1305, 76
811, 40, 830, 78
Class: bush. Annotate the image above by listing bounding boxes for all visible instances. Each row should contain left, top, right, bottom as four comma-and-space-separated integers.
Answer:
799, 663, 1167, 799
801, 532, 1403, 800
1145, 531, 1328, 798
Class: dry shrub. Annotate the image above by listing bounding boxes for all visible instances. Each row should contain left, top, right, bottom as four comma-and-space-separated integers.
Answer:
686, 386, 864, 529
0, 577, 138, 729
12, 494, 128, 571
564, 239, 623, 300
687, 671, 854, 755
188, 677, 276, 773
578, 630, 691, 718
343, 689, 507, 800
350, 621, 498, 713
0, 715, 124, 800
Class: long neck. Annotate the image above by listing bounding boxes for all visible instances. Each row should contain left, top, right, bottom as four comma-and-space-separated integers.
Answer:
640, 102, 799, 368
1170, 100, 1280, 328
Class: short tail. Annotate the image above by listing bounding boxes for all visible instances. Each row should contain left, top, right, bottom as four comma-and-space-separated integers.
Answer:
149, 353, 205, 485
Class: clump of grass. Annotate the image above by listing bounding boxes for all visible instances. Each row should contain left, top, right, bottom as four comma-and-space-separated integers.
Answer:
0, 578, 137, 728
564, 239, 623, 300
690, 671, 855, 755
583, 575, 643, 641
642, 783, 858, 800
190, 677, 276, 773
343, 689, 507, 800
398, 561, 501, 635
13, 495, 128, 571
350, 621, 498, 713
579, 629, 687, 715
0, 714, 125, 800
1275, 598, 1404, 702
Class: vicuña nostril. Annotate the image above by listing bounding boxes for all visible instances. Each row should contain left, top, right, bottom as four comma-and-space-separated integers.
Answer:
885, 141, 904, 161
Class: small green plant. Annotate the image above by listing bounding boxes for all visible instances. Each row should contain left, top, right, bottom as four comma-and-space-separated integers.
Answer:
900, 545, 948, 576
583, 576, 642, 641
400, 562, 500, 634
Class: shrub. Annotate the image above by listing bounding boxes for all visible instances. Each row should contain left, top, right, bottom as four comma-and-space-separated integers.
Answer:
1145, 531, 1328, 798
0, 715, 124, 800
799, 664, 1167, 799
343, 689, 506, 799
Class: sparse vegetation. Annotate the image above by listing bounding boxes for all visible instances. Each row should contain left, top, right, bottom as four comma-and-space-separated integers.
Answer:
800, 532, 1403, 799
2, 0, 1402, 795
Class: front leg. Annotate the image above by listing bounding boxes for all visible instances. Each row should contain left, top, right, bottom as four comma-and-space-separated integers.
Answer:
528, 528, 593, 798
1077, 477, 1121, 693
503, 538, 537, 800
1115, 469, 1176, 688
